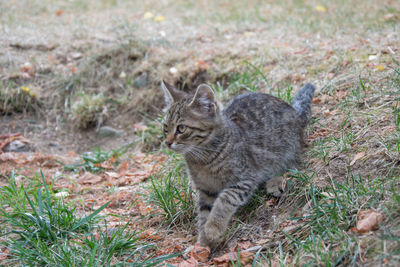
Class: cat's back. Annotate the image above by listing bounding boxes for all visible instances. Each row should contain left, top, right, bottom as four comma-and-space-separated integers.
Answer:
223, 92, 301, 131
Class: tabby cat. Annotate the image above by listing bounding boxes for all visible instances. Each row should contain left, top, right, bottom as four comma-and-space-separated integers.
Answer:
161, 80, 315, 249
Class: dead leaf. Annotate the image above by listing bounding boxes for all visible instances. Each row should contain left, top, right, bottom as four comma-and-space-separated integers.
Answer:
351, 209, 384, 234
0, 248, 10, 261
327, 72, 335, 79
315, 5, 327, 13
56, 9, 63, 16
139, 229, 163, 240
213, 251, 253, 266
255, 238, 271, 245
336, 90, 349, 100
307, 129, 329, 140
350, 151, 365, 166
190, 244, 210, 263
177, 258, 198, 267
77, 172, 104, 185
312, 94, 330, 104
312, 97, 321, 104
384, 13, 399, 20
155, 15, 165, 22
266, 198, 276, 207
323, 109, 338, 116
133, 123, 148, 132
70, 52, 83, 60
197, 60, 210, 71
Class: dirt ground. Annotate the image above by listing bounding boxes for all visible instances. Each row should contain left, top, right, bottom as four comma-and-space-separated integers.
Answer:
1, 0, 400, 266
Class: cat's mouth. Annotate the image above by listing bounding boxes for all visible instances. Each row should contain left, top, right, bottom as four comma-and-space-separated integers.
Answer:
170, 143, 189, 154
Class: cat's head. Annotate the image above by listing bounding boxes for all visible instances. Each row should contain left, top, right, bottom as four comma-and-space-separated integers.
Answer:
160, 80, 222, 154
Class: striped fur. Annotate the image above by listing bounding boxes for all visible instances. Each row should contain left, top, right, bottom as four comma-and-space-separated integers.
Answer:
161, 81, 314, 249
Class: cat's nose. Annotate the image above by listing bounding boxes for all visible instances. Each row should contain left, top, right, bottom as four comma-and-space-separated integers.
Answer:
165, 141, 172, 148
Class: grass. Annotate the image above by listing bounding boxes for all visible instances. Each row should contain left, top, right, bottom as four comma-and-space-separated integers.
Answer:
1, 0, 400, 265
70, 93, 107, 129
0, 82, 41, 115
0, 171, 176, 266
62, 143, 133, 173
148, 153, 195, 228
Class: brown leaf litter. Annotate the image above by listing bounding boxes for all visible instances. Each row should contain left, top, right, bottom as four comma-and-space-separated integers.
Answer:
350, 209, 384, 235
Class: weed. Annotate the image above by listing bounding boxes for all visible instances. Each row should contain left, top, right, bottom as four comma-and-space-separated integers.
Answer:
62, 143, 133, 173
0, 172, 176, 266
136, 118, 164, 152
211, 61, 293, 104
0, 82, 41, 115
148, 154, 195, 228
277, 170, 395, 266
70, 93, 107, 129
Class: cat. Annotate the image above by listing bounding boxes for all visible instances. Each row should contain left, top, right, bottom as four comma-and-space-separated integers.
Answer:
160, 80, 315, 249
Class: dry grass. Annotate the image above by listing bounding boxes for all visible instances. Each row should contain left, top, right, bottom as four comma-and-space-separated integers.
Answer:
1, 0, 400, 265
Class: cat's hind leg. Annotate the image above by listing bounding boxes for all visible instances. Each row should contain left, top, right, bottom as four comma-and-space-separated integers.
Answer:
265, 176, 284, 197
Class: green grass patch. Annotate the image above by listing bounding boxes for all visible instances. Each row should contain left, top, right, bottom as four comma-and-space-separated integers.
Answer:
0, 171, 176, 266
148, 153, 195, 229
61, 143, 133, 173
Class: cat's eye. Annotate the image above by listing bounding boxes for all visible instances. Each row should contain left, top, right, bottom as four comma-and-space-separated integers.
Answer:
176, 125, 187, 134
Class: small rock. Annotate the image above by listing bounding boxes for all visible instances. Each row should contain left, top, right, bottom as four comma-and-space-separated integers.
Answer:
97, 126, 124, 138
3, 140, 30, 152
55, 191, 69, 199
132, 72, 148, 88
70, 52, 83, 60
48, 142, 59, 147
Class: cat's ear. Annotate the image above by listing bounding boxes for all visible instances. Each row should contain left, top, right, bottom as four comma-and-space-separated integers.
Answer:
188, 84, 217, 116
161, 80, 187, 111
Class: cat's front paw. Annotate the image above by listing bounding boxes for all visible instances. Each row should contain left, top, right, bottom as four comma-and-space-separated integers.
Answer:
200, 221, 224, 249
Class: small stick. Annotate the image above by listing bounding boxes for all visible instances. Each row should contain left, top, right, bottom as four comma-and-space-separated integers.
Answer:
0, 133, 22, 139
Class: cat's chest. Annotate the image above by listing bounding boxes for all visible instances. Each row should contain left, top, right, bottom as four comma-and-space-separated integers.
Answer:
186, 163, 229, 192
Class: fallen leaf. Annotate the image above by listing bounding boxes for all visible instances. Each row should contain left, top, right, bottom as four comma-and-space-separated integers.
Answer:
67, 151, 78, 157
55, 191, 69, 199
177, 258, 198, 267
133, 123, 148, 131
197, 60, 210, 71
0, 248, 10, 261
327, 72, 335, 79
155, 15, 165, 22
307, 129, 329, 139
336, 90, 349, 100
323, 109, 338, 116
234, 241, 252, 251
213, 251, 253, 266
139, 229, 163, 240
266, 197, 276, 207
255, 238, 271, 245
70, 52, 83, 60
350, 151, 365, 166
143, 12, 154, 19
312, 97, 321, 104
169, 67, 178, 74
384, 13, 399, 20
56, 9, 63, 16
190, 244, 210, 263
244, 31, 255, 38
351, 209, 384, 234
77, 172, 104, 185
368, 55, 378, 61
315, 5, 327, 13
376, 65, 385, 71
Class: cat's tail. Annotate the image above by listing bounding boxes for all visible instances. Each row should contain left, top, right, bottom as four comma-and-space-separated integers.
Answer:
291, 83, 315, 125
